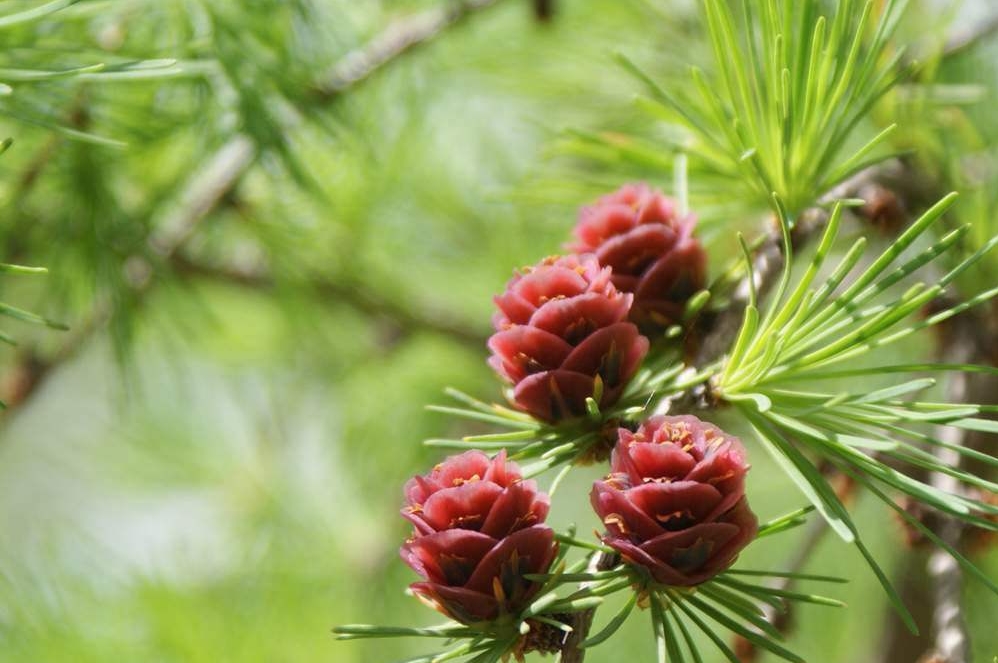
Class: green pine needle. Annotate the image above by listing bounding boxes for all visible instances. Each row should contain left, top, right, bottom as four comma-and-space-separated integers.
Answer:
0, 0, 80, 29
610, 0, 912, 215
582, 592, 637, 649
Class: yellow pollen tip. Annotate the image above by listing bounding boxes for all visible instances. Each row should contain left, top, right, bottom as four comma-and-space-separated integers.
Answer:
492, 577, 507, 603
603, 513, 628, 533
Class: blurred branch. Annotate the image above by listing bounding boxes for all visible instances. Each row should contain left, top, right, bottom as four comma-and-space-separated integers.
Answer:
941, 12, 998, 60
918, 310, 983, 663
0, 305, 108, 412
0, 0, 507, 423
148, 135, 257, 257
904, 7, 998, 67
15, 134, 60, 194
314, 0, 503, 97
0, 152, 218, 416
1, 136, 62, 261
923, 394, 970, 663
3, 94, 90, 258
170, 254, 487, 349
1, 97, 101, 413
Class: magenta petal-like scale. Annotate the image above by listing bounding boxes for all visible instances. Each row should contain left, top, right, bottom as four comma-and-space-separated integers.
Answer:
571, 183, 707, 332
464, 525, 556, 595
479, 481, 550, 538
401, 529, 498, 585
623, 442, 698, 483
409, 582, 500, 623
488, 325, 574, 383
624, 481, 724, 529
528, 292, 631, 342
595, 223, 678, 276
590, 481, 671, 542
513, 369, 597, 423
419, 482, 504, 532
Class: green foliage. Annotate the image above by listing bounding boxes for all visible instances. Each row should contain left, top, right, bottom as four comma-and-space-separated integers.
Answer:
715, 195, 997, 518
563, 0, 911, 219
0, 0, 191, 144
0, 261, 63, 345
2, 0, 998, 662
894, 26, 998, 292
707, 192, 998, 625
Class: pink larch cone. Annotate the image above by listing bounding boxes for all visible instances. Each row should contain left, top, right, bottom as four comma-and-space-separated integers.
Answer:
489, 254, 649, 423
591, 415, 758, 586
571, 183, 707, 334
400, 451, 558, 623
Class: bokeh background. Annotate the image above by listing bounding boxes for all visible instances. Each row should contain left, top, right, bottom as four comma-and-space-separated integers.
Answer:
1, 1, 996, 662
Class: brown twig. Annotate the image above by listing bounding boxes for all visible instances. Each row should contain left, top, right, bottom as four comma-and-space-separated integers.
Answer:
881, 315, 998, 663
660, 159, 910, 418
532, 0, 554, 22
559, 551, 620, 663
694, 159, 910, 368
655, 161, 909, 417
878, 304, 997, 661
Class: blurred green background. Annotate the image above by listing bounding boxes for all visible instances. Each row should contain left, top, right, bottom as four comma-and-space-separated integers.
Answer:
0, 1, 996, 661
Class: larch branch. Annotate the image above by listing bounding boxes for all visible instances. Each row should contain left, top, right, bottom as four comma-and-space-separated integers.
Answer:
560, 160, 909, 660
